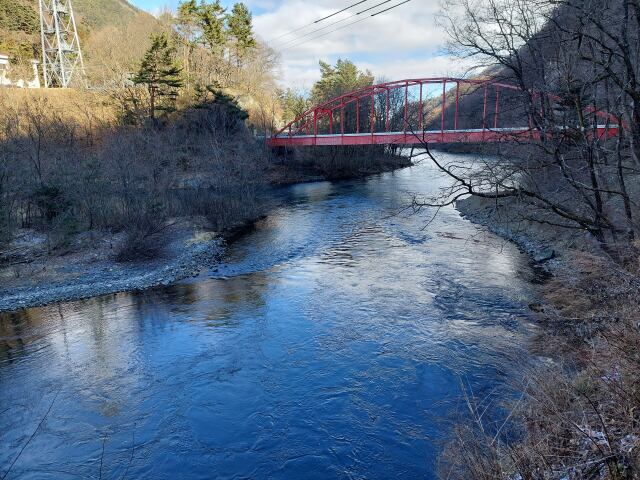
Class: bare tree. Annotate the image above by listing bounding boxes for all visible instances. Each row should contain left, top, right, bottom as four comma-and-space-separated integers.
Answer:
421, 0, 639, 257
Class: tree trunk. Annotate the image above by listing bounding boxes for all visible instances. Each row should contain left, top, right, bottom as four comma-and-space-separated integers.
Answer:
149, 85, 156, 122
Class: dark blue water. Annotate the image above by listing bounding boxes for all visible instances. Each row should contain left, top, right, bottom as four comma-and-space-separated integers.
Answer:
0, 155, 536, 479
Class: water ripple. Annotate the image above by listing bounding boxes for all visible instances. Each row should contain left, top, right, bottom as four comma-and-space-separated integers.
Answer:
0, 155, 536, 479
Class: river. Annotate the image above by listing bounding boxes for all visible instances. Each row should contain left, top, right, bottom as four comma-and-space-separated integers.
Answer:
0, 153, 537, 479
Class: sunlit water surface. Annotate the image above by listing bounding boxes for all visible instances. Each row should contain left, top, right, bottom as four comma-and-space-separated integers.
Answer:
0, 155, 537, 479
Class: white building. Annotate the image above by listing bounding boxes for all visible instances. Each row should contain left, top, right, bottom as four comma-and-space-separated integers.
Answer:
0, 55, 11, 87
0, 54, 41, 88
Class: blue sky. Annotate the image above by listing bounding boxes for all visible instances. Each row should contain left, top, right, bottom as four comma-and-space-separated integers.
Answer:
129, 0, 474, 87
131, 0, 272, 14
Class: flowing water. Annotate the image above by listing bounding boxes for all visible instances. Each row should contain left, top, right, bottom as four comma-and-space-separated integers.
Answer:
0, 154, 537, 479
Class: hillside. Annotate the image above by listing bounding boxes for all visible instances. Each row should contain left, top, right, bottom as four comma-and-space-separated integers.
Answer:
0, 0, 157, 79
0, 0, 39, 72
73, 0, 145, 28
432, 0, 640, 478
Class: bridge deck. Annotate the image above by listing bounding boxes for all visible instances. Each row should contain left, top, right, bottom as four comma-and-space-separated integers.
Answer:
267, 126, 618, 147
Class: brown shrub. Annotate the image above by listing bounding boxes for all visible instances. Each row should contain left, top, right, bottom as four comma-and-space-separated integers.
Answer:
0, 89, 269, 260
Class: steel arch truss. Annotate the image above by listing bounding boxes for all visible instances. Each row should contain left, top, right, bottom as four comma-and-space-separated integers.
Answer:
267, 78, 620, 147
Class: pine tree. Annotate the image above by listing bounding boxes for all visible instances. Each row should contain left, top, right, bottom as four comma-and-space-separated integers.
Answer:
227, 3, 256, 64
279, 88, 308, 124
177, 0, 198, 32
311, 59, 374, 104
198, 0, 227, 54
175, 0, 199, 81
133, 33, 183, 122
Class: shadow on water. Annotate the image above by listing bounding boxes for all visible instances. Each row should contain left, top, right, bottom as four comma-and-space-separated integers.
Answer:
0, 154, 537, 479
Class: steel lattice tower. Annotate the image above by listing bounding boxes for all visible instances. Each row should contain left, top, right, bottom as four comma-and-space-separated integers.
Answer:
39, 0, 87, 88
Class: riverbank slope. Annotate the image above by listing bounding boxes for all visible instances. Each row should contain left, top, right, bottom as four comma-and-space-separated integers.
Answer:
446, 194, 640, 479
0, 154, 411, 313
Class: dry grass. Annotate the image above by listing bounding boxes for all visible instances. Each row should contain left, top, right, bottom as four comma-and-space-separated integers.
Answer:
0, 88, 404, 265
0, 89, 117, 128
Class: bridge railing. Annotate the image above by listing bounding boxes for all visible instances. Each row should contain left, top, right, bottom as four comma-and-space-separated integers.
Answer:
268, 77, 622, 147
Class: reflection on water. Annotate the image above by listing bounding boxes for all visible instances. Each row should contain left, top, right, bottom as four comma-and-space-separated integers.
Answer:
0, 155, 536, 479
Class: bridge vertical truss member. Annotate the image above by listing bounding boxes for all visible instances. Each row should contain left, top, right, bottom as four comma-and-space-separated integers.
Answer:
39, 0, 87, 88
267, 78, 620, 147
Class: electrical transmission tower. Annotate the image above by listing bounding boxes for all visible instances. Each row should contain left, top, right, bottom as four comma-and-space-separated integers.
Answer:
39, 0, 87, 88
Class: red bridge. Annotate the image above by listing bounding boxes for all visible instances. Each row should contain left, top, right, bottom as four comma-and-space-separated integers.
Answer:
267, 77, 620, 147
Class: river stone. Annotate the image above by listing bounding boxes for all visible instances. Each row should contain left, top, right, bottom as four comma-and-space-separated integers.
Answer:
534, 248, 555, 263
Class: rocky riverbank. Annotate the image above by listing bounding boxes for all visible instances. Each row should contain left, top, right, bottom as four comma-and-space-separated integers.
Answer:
0, 157, 412, 313
450, 194, 640, 479
0, 225, 226, 313
456, 195, 569, 269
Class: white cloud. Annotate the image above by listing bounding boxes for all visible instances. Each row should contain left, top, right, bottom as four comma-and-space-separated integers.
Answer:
276, 55, 479, 90
134, 0, 469, 89
252, 0, 457, 88
360, 55, 480, 81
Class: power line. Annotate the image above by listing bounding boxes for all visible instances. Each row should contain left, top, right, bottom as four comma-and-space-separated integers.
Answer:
270, 22, 320, 42
273, 17, 353, 50
353, 0, 394, 16
269, 0, 373, 42
282, 0, 413, 51
284, 16, 370, 50
314, 0, 370, 23
274, 0, 394, 50
371, 0, 411, 16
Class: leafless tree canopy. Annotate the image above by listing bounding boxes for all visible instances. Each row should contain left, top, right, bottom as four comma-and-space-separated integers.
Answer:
0, 91, 267, 257
419, 0, 640, 258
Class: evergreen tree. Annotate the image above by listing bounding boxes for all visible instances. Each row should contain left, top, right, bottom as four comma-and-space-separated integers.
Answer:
176, 0, 198, 36
194, 83, 249, 130
174, 0, 227, 60
198, 0, 227, 53
175, 0, 199, 83
133, 33, 183, 122
311, 59, 374, 104
309, 59, 374, 133
279, 88, 308, 124
227, 3, 256, 63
